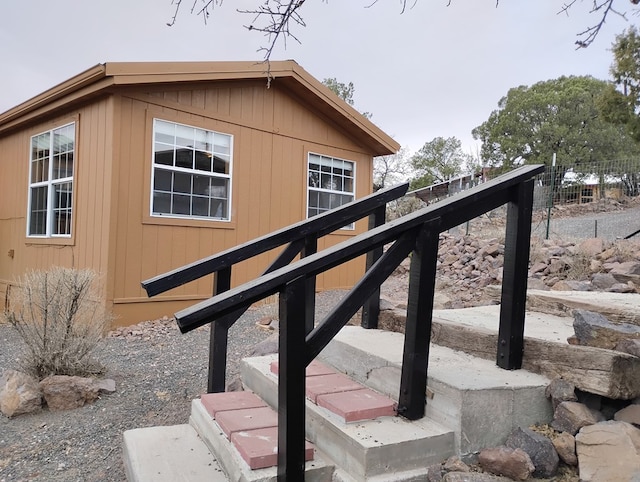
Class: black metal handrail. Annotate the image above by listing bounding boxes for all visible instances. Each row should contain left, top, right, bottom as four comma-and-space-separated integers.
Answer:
142, 182, 409, 392
164, 163, 544, 480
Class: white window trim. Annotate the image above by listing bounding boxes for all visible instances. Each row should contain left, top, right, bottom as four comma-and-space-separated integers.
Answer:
306, 152, 356, 230
26, 122, 75, 238
150, 118, 234, 223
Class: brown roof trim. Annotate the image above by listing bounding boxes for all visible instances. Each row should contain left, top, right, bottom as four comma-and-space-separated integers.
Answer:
0, 61, 399, 155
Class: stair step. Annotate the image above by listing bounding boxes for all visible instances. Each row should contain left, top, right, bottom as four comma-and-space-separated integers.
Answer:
271, 360, 397, 422
231, 426, 314, 470
241, 355, 455, 480
122, 424, 227, 482
319, 325, 554, 456
190, 399, 335, 482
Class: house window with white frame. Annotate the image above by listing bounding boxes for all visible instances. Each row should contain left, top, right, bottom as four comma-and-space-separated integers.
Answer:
307, 153, 355, 227
151, 119, 232, 221
28, 123, 75, 237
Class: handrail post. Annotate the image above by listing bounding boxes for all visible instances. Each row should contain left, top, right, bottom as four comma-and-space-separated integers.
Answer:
208, 267, 232, 393
362, 205, 386, 329
398, 221, 440, 420
497, 179, 534, 370
278, 276, 307, 481
302, 235, 317, 335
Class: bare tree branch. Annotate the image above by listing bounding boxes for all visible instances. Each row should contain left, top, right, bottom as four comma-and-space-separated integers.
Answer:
560, 0, 629, 48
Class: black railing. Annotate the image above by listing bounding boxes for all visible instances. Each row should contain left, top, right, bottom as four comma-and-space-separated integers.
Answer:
144, 164, 543, 480
142, 183, 409, 392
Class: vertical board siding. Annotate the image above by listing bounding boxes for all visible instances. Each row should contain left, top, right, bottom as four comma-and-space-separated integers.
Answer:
1, 79, 378, 325
0, 98, 113, 308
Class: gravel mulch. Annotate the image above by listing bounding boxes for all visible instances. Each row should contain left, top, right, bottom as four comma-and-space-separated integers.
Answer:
0, 291, 347, 482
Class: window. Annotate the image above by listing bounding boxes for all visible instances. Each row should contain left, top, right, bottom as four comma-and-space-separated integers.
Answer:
151, 119, 232, 221
28, 123, 75, 237
307, 153, 355, 227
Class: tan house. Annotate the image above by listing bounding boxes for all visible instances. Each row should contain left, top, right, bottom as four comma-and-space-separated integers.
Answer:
0, 61, 399, 326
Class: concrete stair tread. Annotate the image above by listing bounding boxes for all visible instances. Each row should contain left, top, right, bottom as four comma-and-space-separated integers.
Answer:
318, 325, 553, 456
123, 424, 228, 482
241, 355, 455, 480
270, 360, 397, 422
190, 399, 334, 482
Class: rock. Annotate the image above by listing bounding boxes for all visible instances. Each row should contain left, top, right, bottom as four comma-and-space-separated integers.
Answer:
226, 376, 244, 392
0, 370, 42, 417
505, 427, 559, 478
590, 273, 619, 290
552, 432, 577, 466
93, 378, 116, 394
477, 446, 534, 480
551, 401, 605, 435
443, 456, 470, 473
609, 261, 640, 284
615, 404, 640, 425
443, 473, 513, 482
609, 282, 635, 293
550, 280, 590, 291
247, 333, 279, 356
530, 262, 547, 274
616, 338, 640, 357
545, 378, 577, 410
576, 421, 640, 482
426, 464, 444, 482
527, 278, 549, 290
573, 309, 640, 349
39, 375, 100, 411
579, 238, 604, 257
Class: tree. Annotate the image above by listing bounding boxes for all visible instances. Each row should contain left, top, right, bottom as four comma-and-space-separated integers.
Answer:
322, 78, 372, 119
168, 1, 640, 61
472, 76, 640, 180
409, 136, 469, 190
373, 147, 411, 191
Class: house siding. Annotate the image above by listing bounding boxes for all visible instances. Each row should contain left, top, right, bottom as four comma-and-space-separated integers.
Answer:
0, 67, 386, 327
0, 98, 113, 312
107, 80, 372, 325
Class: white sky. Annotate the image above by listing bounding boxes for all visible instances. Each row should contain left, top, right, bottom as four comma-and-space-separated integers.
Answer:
0, 1, 635, 155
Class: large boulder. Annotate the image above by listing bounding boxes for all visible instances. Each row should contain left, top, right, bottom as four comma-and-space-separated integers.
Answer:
478, 446, 534, 481
39, 375, 101, 411
0, 370, 42, 417
576, 421, 640, 481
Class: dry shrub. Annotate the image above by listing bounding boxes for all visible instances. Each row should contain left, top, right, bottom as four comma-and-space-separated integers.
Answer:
564, 252, 593, 281
3, 267, 113, 379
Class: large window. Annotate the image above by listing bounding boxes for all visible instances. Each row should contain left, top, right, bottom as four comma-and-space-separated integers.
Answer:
307, 153, 355, 227
151, 119, 232, 221
28, 123, 75, 237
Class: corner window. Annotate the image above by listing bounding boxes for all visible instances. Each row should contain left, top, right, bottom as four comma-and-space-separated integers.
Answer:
307, 153, 355, 228
151, 119, 232, 221
27, 123, 75, 237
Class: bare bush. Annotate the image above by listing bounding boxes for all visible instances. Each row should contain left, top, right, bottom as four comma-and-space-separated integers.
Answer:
3, 267, 113, 379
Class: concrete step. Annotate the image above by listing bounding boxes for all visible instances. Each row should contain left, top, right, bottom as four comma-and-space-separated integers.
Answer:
317, 325, 554, 456
122, 424, 228, 482
190, 398, 335, 482
241, 355, 455, 481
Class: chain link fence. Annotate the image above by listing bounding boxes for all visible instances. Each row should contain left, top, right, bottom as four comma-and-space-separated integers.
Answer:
401, 159, 640, 242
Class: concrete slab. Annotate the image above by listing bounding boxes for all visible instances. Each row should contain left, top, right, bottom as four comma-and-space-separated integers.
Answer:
190, 399, 335, 482
241, 355, 455, 480
318, 325, 553, 455
317, 388, 397, 423
231, 427, 314, 470
201, 391, 267, 417
122, 424, 228, 482
270, 360, 337, 377
215, 406, 278, 438
432, 304, 575, 344
306, 373, 364, 403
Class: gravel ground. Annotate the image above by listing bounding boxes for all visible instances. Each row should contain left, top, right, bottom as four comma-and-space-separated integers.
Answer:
0, 292, 346, 482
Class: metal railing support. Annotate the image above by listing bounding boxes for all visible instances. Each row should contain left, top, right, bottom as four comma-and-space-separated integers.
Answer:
208, 267, 232, 393
361, 205, 387, 329
497, 179, 534, 370
398, 220, 440, 420
278, 276, 307, 481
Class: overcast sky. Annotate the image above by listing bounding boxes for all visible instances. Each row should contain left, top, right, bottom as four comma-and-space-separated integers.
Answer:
0, 1, 635, 155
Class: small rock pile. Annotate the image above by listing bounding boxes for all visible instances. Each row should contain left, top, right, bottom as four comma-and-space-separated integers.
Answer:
107, 315, 177, 339
415, 234, 640, 309
0, 369, 116, 417
423, 378, 640, 482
